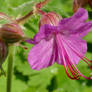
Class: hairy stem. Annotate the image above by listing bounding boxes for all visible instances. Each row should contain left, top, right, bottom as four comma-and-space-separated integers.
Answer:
16, 11, 33, 24
36, 0, 50, 8
16, 0, 50, 24
6, 46, 16, 92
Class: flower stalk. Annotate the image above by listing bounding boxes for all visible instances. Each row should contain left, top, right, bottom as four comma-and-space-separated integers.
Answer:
16, 11, 33, 24
6, 46, 15, 92
16, 0, 50, 24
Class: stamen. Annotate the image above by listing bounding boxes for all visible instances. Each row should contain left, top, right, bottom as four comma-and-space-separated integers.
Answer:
57, 36, 75, 79
65, 48, 91, 79
71, 61, 92, 79
63, 39, 92, 69
67, 44, 91, 69
63, 59, 75, 79
62, 39, 92, 79
63, 47, 80, 80
81, 57, 91, 69
67, 58, 80, 79
83, 56, 92, 64
57, 35, 92, 79
67, 63, 80, 79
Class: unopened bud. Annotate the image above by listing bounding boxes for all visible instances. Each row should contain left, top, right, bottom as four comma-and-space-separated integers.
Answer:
39, 12, 62, 27
73, 0, 92, 12
0, 39, 8, 69
0, 23, 24, 43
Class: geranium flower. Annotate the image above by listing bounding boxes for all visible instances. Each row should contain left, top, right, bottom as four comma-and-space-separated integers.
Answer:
73, 0, 92, 12
27, 8, 92, 80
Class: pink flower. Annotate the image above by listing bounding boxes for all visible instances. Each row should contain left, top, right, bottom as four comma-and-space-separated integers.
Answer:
27, 8, 92, 80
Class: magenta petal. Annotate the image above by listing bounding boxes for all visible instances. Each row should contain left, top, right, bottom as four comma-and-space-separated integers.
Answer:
74, 21, 92, 37
27, 38, 55, 70
34, 24, 58, 42
56, 36, 90, 79
63, 36, 87, 64
26, 39, 38, 44
58, 8, 88, 33
33, 25, 46, 42
56, 51, 64, 65
59, 21, 92, 37
56, 34, 87, 65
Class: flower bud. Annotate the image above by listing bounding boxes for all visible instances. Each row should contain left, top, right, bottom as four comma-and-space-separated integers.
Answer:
88, 0, 92, 8
0, 39, 8, 69
39, 12, 62, 27
73, 0, 92, 12
0, 23, 24, 43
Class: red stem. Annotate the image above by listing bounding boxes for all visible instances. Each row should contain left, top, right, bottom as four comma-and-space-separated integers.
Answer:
16, 0, 50, 24
36, 0, 50, 9
16, 10, 33, 24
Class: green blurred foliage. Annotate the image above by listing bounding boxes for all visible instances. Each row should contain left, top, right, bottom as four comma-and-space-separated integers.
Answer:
0, 0, 92, 92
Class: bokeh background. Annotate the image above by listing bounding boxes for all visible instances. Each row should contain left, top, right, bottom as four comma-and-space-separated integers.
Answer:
0, 0, 92, 92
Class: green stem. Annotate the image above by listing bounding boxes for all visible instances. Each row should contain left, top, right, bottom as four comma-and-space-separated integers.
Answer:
6, 46, 15, 92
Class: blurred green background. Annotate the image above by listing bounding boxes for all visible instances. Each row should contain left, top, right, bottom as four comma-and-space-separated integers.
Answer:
0, 0, 92, 92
